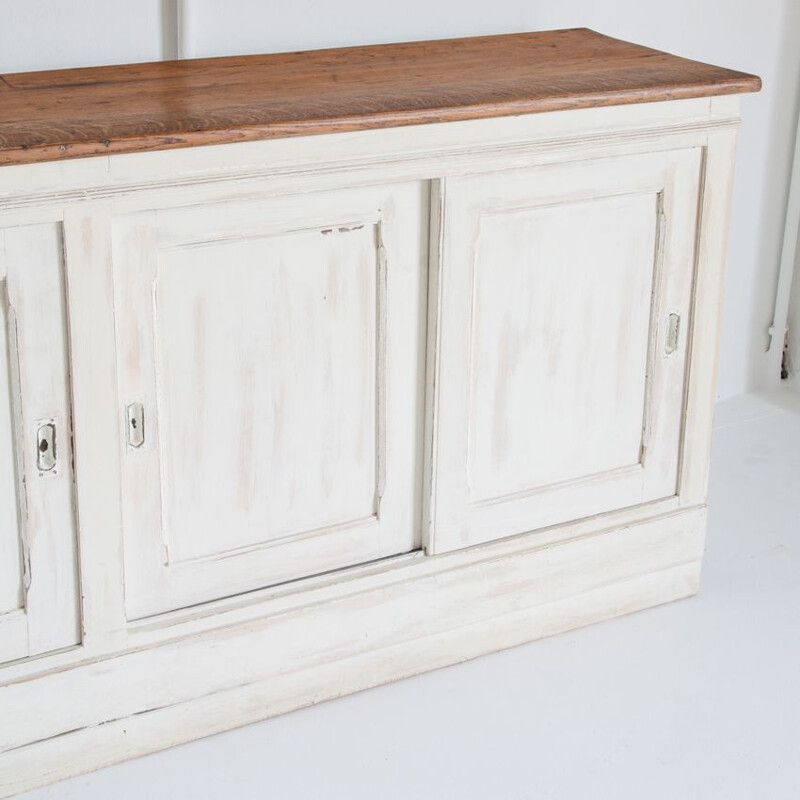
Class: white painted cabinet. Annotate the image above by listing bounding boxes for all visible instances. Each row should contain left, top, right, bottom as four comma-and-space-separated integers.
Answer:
429, 149, 703, 552
0, 223, 80, 664
0, 85, 754, 796
111, 183, 427, 618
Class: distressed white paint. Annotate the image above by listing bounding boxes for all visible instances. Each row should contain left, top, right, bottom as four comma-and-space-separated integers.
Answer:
0, 223, 80, 664
0, 240, 23, 625
429, 149, 702, 552
468, 193, 656, 499
678, 129, 741, 506
0, 95, 742, 795
157, 230, 379, 559
0, 506, 706, 758
0, 97, 734, 679
112, 183, 426, 619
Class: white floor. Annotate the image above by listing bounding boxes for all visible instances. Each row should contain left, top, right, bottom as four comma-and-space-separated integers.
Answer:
21, 391, 800, 800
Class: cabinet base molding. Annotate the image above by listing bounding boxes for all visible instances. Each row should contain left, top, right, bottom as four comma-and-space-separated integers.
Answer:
0, 507, 704, 797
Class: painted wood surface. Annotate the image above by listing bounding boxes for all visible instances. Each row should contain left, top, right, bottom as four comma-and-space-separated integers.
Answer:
678, 129, 740, 507
0, 29, 760, 166
0, 223, 80, 663
0, 96, 740, 213
0, 80, 749, 794
112, 183, 427, 619
0, 97, 732, 685
429, 149, 702, 553
0, 233, 25, 663
0, 506, 706, 787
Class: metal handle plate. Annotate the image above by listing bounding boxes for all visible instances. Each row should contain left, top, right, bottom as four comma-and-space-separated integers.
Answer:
36, 422, 56, 472
126, 403, 145, 448
666, 313, 681, 355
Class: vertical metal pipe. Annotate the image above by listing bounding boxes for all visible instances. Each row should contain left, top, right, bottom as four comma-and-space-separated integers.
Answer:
767, 107, 800, 383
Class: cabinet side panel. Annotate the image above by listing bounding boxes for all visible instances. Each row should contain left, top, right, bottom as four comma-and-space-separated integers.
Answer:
2, 222, 80, 656
680, 129, 739, 505
0, 245, 24, 621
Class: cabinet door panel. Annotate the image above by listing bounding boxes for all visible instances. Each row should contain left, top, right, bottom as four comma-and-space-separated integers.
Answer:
156, 230, 378, 563
469, 193, 656, 501
0, 223, 80, 663
431, 149, 702, 553
113, 182, 426, 620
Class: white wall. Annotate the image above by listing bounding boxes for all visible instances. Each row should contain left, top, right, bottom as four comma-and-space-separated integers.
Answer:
788, 230, 800, 388
785, 103, 800, 391
1, 0, 798, 401
0, 1, 163, 71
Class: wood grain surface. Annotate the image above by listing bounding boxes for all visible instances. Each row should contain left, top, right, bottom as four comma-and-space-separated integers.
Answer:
0, 28, 761, 166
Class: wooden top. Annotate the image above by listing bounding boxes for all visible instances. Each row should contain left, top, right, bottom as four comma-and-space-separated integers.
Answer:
0, 28, 761, 167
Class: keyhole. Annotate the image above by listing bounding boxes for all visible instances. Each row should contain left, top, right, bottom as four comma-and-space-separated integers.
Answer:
127, 403, 145, 448
39, 439, 49, 453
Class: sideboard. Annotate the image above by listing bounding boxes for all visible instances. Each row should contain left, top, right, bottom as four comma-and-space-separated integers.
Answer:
0, 29, 760, 795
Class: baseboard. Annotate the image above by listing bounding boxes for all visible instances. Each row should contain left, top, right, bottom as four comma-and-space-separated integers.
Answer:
0, 507, 705, 797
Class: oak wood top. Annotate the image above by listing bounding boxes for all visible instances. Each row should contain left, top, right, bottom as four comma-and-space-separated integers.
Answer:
0, 28, 761, 166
